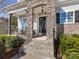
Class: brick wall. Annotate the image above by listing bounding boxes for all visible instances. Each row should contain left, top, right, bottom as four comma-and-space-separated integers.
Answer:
57, 23, 79, 37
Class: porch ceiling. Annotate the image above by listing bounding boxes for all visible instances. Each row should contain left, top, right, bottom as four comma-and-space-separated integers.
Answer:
13, 9, 26, 17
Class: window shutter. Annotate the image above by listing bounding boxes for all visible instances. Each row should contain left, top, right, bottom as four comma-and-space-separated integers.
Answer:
56, 13, 60, 24
75, 10, 79, 22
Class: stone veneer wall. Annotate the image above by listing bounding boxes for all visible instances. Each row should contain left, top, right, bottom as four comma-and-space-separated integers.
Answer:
26, 0, 56, 59
57, 23, 79, 37
26, 0, 56, 40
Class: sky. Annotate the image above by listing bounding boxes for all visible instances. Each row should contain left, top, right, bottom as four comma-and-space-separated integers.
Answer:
0, 0, 17, 18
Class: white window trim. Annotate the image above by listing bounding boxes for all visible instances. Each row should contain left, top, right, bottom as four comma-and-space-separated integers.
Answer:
73, 10, 75, 23
60, 10, 75, 24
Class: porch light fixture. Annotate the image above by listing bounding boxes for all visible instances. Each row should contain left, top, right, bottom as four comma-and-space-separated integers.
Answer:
42, 6, 44, 13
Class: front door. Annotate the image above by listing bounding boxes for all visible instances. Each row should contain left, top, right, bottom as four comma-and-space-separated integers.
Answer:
39, 17, 46, 35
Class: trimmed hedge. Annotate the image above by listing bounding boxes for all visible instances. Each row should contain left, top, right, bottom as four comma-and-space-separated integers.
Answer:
60, 34, 79, 59
0, 40, 5, 55
0, 35, 17, 48
0, 35, 25, 56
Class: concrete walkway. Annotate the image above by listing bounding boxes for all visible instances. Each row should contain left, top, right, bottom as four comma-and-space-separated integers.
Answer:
11, 52, 38, 59
11, 36, 55, 59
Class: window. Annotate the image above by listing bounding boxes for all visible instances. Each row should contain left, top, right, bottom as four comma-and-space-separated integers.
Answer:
60, 12, 66, 24
56, 13, 60, 23
60, 11, 74, 24
67, 12, 73, 22
75, 10, 79, 22
21, 18, 27, 30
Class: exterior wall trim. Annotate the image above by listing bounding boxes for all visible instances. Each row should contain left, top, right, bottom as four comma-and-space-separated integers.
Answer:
8, 7, 27, 13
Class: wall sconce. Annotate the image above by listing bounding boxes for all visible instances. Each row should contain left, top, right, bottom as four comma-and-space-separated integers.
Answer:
41, 6, 46, 13
42, 6, 44, 13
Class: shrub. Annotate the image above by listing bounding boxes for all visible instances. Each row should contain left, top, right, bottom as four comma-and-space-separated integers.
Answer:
71, 34, 79, 38
0, 40, 5, 55
60, 34, 79, 59
0, 35, 17, 48
0, 35, 25, 55
17, 37, 25, 44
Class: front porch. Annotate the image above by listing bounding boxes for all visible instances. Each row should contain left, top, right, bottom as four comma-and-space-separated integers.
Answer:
4, 0, 56, 39
8, 10, 47, 38
5, 6, 49, 39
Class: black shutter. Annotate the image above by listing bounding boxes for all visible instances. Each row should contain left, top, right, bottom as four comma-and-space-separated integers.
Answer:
75, 10, 79, 22
56, 13, 60, 24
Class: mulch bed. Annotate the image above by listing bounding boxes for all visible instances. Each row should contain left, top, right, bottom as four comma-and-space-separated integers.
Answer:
0, 44, 22, 59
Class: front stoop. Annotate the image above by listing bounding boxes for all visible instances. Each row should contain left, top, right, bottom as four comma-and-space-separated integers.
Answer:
11, 36, 56, 59
24, 37, 56, 59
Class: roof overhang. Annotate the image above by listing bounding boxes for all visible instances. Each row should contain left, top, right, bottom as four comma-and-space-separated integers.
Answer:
1, 0, 27, 16
8, 7, 27, 13
11, 7, 27, 16
3, 0, 27, 13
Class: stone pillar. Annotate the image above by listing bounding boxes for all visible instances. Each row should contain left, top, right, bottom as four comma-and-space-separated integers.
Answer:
8, 13, 13, 35
26, 8, 33, 40
46, 0, 56, 59
46, 0, 56, 39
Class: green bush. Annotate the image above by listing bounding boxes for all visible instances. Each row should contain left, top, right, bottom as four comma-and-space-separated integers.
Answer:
0, 40, 5, 55
0, 35, 25, 55
60, 34, 79, 59
0, 35, 17, 48
17, 37, 25, 44
71, 34, 79, 38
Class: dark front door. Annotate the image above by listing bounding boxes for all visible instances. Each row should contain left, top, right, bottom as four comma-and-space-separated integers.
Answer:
39, 17, 46, 35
